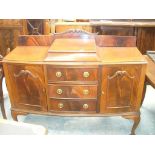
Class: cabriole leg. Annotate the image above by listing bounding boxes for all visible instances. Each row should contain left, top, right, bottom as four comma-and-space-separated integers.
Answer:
11, 110, 18, 121
11, 110, 28, 121
123, 113, 140, 135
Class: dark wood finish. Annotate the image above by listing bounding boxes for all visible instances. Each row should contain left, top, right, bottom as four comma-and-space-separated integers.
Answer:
48, 99, 96, 112
100, 65, 146, 113
95, 26, 155, 54
137, 27, 155, 54
47, 67, 98, 82
141, 79, 147, 106
95, 35, 136, 47
18, 35, 54, 46
96, 65, 102, 113
18, 34, 136, 47
3, 63, 47, 111
3, 32, 147, 134
0, 20, 22, 57
19, 19, 155, 54
48, 84, 97, 99
18, 26, 155, 55
94, 26, 135, 36
18, 32, 95, 47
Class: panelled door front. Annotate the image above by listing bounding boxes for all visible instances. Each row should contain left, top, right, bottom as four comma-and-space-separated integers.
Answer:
4, 63, 47, 111
100, 65, 144, 113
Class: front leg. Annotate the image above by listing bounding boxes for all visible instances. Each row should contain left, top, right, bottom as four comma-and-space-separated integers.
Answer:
11, 110, 18, 121
11, 110, 28, 121
131, 116, 140, 135
123, 113, 140, 135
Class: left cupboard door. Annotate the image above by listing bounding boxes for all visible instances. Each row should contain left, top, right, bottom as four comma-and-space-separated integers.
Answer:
3, 63, 47, 111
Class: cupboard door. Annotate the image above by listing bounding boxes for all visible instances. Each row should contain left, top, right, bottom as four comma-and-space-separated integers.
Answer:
4, 64, 47, 111
100, 65, 145, 113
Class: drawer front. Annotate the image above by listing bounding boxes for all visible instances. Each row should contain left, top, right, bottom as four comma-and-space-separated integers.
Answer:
48, 99, 97, 112
48, 84, 97, 99
46, 67, 98, 82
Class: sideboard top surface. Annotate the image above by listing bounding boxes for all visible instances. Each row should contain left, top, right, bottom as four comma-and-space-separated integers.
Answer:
3, 37, 147, 64
3, 46, 49, 62
97, 47, 146, 63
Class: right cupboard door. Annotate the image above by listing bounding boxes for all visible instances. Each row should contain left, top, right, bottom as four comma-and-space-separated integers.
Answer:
100, 64, 146, 113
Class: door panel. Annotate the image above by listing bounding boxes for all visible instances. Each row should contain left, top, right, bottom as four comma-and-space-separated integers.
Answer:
100, 65, 143, 113
4, 64, 47, 111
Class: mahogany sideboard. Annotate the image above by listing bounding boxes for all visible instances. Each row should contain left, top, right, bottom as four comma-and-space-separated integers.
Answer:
2, 30, 147, 134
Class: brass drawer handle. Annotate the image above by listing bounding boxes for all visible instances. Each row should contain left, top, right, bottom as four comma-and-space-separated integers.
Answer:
56, 71, 62, 78
83, 71, 90, 78
58, 103, 64, 109
57, 89, 63, 95
83, 89, 89, 95
83, 104, 89, 109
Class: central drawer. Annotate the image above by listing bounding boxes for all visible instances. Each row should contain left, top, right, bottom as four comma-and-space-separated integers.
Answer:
46, 66, 98, 82
48, 84, 97, 99
48, 99, 97, 112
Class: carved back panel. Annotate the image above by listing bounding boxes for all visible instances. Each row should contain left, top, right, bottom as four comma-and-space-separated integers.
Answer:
53, 29, 97, 39
18, 30, 97, 46
18, 34, 136, 48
